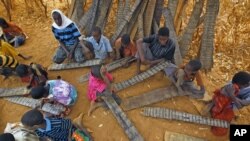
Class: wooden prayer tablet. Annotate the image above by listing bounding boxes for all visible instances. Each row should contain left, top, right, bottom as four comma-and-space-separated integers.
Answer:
0, 87, 30, 97
48, 59, 102, 71
164, 130, 206, 141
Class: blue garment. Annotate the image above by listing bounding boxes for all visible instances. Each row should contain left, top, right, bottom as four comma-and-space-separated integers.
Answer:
237, 85, 250, 100
52, 23, 81, 46
143, 34, 176, 62
35, 117, 75, 141
85, 35, 113, 59
47, 80, 77, 106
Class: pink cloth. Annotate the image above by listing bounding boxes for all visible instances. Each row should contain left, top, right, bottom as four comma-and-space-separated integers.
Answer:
87, 72, 113, 101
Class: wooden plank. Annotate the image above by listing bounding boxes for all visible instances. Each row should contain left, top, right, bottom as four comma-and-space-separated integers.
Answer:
5, 97, 67, 115
143, 107, 230, 128
0, 87, 30, 97
122, 86, 180, 111
78, 57, 136, 83
164, 130, 206, 141
48, 59, 102, 71
163, 8, 183, 66
114, 61, 170, 91
102, 92, 144, 141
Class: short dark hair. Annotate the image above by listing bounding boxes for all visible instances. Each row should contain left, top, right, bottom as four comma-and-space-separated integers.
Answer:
30, 86, 46, 99
232, 71, 250, 86
158, 27, 169, 37
121, 34, 130, 45
92, 26, 102, 35
91, 65, 102, 79
0, 17, 8, 28
15, 64, 29, 77
0, 133, 15, 141
21, 109, 44, 127
187, 60, 202, 72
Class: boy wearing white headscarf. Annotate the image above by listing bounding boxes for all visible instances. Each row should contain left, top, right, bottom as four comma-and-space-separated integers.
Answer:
51, 9, 84, 64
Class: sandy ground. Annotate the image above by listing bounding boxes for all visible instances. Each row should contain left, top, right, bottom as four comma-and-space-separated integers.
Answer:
0, 1, 250, 141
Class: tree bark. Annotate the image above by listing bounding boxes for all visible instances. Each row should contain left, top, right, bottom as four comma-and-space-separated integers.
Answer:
179, 0, 204, 57
163, 8, 183, 66
199, 0, 219, 70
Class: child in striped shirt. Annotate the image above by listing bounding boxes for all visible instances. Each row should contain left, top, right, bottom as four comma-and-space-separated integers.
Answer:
0, 54, 18, 79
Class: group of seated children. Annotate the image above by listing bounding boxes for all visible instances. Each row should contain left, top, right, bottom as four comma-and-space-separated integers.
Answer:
0, 9, 250, 140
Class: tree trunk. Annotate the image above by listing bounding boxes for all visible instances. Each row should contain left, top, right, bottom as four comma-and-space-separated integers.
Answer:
163, 8, 183, 66
143, 0, 156, 36
168, 0, 178, 19
179, 0, 204, 57
199, 0, 219, 70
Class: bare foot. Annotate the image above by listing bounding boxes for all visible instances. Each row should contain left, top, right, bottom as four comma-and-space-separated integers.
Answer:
24, 55, 32, 60
73, 113, 84, 127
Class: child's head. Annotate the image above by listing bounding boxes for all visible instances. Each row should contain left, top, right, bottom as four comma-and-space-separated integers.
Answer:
0, 17, 8, 28
52, 11, 62, 27
30, 86, 48, 99
92, 26, 102, 42
15, 64, 29, 77
21, 109, 45, 130
0, 133, 15, 141
184, 60, 202, 80
91, 65, 103, 79
84, 40, 95, 59
158, 27, 169, 46
121, 34, 131, 47
232, 71, 250, 89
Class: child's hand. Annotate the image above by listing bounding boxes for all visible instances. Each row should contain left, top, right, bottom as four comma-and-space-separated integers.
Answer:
100, 65, 107, 77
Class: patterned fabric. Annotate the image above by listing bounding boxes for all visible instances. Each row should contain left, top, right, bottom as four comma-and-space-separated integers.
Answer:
35, 118, 75, 141
4, 122, 40, 141
143, 34, 175, 61
47, 80, 77, 106
0, 40, 19, 58
87, 72, 113, 101
237, 85, 250, 100
115, 37, 137, 58
52, 23, 81, 46
211, 84, 239, 136
72, 129, 90, 141
0, 55, 18, 68
85, 35, 113, 59
53, 43, 84, 63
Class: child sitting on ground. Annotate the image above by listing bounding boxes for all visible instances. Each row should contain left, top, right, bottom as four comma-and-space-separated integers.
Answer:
87, 64, 121, 116
203, 71, 250, 136
0, 17, 27, 47
30, 77, 77, 116
165, 59, 205, 99
15, 63, 48, 88
21, 109, 92, 141
0, 39, 31, 60
0, 54, 18, 79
